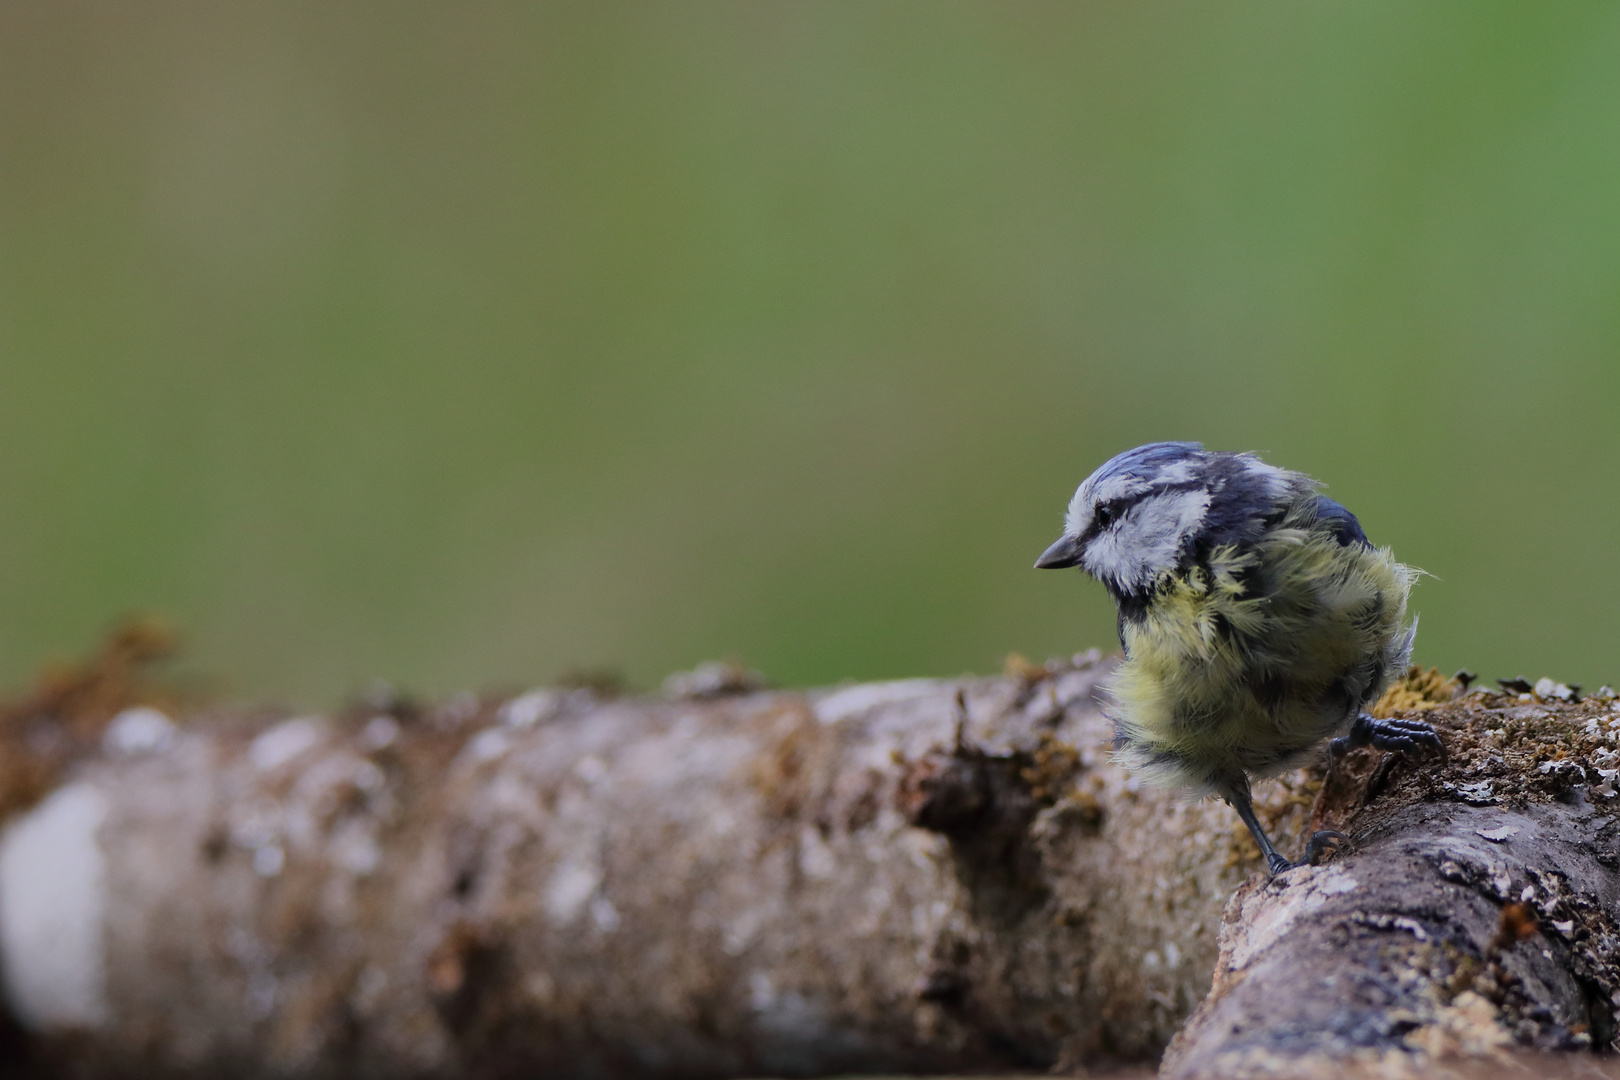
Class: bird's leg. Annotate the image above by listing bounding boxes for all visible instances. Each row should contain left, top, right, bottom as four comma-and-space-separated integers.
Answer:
1223, 778, 1342, 876
1329, 712, 1445, 760
1224, 777, 1344, 876
1226, 784, 1292, 876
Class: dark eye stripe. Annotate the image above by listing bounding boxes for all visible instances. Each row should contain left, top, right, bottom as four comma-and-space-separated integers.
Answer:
1088, 498, 1128, 535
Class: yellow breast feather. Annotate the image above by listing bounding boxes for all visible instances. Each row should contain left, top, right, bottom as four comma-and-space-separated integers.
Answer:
1110, 529, 1416, 794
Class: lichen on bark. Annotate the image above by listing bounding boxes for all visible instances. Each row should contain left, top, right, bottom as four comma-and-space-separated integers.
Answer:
3, 639, 1620, 1080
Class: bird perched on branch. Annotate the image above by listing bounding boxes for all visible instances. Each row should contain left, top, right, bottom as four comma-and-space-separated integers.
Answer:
1034, 442, 1442, 874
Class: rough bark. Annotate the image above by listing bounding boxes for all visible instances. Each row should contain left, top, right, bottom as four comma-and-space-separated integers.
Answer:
1161, 680, 1620, 1079
0, 645, 1617, 1079
0, 652, 1254, 1078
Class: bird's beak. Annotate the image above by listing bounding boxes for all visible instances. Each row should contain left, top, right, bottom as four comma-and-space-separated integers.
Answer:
1034, 534, 1084, 570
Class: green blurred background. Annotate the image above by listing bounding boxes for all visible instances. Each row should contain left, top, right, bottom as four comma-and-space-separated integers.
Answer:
0, 3, 1616, 706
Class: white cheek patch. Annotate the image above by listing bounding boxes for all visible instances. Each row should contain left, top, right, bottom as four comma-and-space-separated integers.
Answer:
1085, 489, 1211, 590
1131, 489, 1212, 569
0, 782, 110, 1030
1082, 530, 1131, 584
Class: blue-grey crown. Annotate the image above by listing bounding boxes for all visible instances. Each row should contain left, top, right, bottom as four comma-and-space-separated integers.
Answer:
1090, 441, 1207, 487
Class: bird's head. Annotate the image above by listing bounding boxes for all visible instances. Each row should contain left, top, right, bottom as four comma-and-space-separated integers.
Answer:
1034, 442, 1293, 599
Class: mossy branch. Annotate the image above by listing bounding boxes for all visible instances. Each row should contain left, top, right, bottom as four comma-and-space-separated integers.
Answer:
0, 642, 1617, 1080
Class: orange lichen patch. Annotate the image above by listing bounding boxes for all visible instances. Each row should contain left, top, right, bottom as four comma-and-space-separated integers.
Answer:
1491, 902, 1539, 953
1371, 665, 1464, 718
428, 920, 487, 996
18, 617, 179, 739
1019, 731, 1082, 805
1225, 827, 1262, 870
750, 701, 831, 822
0, 616, 182, 823
1003, 652, 1054, 684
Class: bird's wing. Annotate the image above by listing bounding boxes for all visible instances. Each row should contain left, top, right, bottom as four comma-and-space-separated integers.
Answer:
1314, 495, 1370, 548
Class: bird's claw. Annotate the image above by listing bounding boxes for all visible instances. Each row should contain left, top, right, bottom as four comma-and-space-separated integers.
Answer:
1331, 713, 1445, 760
1366, 716, 1446, 756
1265, 829, 1346, 875
1304, 829, 1345, 864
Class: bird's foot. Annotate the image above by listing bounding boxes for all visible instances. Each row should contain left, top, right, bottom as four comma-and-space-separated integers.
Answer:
1304, 828, 1346, 864
1265, 830, 1346, 875
1330, 713, 1445, 760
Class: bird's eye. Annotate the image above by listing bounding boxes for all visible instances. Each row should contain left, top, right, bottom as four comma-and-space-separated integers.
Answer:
1095, 502, 1119, 528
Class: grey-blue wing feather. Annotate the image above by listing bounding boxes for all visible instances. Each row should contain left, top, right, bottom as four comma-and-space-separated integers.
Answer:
1315, 495, 1370, 548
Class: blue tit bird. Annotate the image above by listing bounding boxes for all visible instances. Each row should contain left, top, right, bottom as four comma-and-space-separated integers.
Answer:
1034, 442, 1442, 875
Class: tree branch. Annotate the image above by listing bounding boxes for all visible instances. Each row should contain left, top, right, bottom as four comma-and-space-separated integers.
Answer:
1, 651, 1616, 1079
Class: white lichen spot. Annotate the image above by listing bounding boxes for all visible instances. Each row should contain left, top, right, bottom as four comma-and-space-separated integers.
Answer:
902, 828, 948, 870
353, 964, 388, 1014
359, 716, 399, 751
328, 819, 381, 877
1227, 865, 1357, 971
1052, 669, 1099, 711
229, 797, 283, 850
1476, 825, 1518, 843
440, 690, 481, 727
749, 972, 776, 1011
281, 805, 317, 854
796, 825, 838, 881
722, 906, 765, 956
0, 783, 110, 1030
247, 970, 277, 1019
588, 896, 620, 933
101, 707, 176, 756
544, 857, 602, 926
225, 926, 262, 964
485, 773, 539, 815
1318, 873, 1360, 896
1445, 780, 1497, 806
662, 661, 765, 699
353, 759, 386, 794
708, 807, 737, 838
253, 844, 285, 877
1533, 677, 1577, 702
462, 727, 510, 765
814, 679, 937, 725
499, 689, 560, 730
250, 717, 325, 771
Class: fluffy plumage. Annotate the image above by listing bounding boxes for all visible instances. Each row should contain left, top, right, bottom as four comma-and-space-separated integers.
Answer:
1035, 442, 1433, 873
